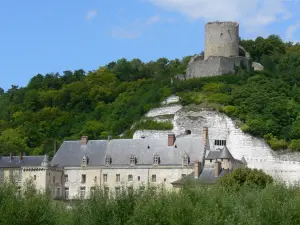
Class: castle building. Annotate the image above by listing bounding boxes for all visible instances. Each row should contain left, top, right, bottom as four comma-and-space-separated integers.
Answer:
185, 21, 252, 79
0, 153, 63, 198
0, 127, 246, 199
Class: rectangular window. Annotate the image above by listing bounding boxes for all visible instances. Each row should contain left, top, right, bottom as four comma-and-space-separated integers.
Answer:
90, 187, 95, 196
18, 169, 22, 182
17, 186, 22, 197
115, 187, 120, 196
64, 175, 68, 183
127, 186, 133, 194
152, 175, 156, 182
214, 140, 226, 146
80, 187, 86, 199
65, 187, 69, 200
53, 176, 55, 184
181, 174, 186, 178
34, 175, 36, 180
103, 174, 107, 183
56, 188, 60, 198
9, 169, 13, 182
128, 174, 133, 182
137, 176, 140, 181
116, 174, 120, 182
81, 174, 86, 183
104, 187, 109, 198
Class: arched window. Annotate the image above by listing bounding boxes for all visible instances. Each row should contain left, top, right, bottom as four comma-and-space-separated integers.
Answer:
153, 154, 160, 165
105, 156, 112, 166
182, 153, 189, 166
130, 155, 136, 165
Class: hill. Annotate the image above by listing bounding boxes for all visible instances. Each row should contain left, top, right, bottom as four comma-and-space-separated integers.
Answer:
1, 35, 300, 155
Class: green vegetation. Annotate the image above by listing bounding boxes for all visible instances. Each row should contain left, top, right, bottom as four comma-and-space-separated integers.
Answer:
2, 169, 300, 225
1, 35, 300, 154
0, 58, 190, 156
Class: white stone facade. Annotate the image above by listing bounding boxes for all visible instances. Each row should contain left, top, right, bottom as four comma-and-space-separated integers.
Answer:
63, 166, 193, 199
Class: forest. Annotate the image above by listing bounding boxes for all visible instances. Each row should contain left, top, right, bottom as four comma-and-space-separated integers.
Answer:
1, 34, 300, 155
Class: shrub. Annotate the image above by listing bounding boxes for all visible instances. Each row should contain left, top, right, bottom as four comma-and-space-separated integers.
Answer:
289, 139, 300, 152
217, 168, 273, 188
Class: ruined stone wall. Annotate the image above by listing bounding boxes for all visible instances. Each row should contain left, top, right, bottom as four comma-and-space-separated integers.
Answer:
205, 21, 239, 60
186, 56, 251, 79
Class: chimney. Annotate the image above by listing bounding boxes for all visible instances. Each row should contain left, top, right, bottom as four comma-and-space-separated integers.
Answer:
81, 136, 88, 145
215, 161, 221, 177
108, 135, 112, 141
203, 127, 208, 148
9, 153, 13, 162
19, 152, 23, 161
168, 133, 176, 146
194, 160, 200, 178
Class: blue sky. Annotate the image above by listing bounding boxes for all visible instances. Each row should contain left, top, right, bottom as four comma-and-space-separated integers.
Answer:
1, 0, 300, 90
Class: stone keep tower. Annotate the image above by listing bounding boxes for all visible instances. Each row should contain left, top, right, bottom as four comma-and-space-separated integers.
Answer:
184, 21, 251, 79
204, 22, 239, 60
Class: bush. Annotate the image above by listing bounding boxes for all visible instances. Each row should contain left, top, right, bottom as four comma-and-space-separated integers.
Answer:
178, 92, 204, 105
289, 139, 300, 152
217, 168, 273, 188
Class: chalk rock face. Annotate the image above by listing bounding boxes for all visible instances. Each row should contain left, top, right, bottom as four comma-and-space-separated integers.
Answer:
161, 95, 180, 105
145, 105, 182, 117
252, 62, 264, 71
134, 97, 300, 184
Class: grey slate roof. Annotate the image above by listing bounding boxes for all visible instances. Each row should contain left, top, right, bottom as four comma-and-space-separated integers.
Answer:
205, 151, 220, 160
51, 140, 108, 167
0, 156, 45, 168
171, 167, 230, 185
219, 146, 234, 159
51, 136, 205, 167
197, 168, 230, 184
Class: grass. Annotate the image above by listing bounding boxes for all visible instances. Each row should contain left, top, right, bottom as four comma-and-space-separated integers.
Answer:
2, 181, 300, 224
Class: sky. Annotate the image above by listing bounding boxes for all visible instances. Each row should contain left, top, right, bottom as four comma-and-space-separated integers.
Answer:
1, 0, 300, 91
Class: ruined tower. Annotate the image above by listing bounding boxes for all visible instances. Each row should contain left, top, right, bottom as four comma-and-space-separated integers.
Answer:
204, 22, 239, 60
185, 21, 251, 79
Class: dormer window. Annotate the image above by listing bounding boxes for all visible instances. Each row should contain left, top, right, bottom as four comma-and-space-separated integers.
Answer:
153, 154, 160, 165
105, 156, 112, 166
129, 155, 136, 165
182, 153, 190, 166
82, 155, 88, 167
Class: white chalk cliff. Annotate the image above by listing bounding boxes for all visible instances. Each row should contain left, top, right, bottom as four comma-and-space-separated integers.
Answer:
134, 96, 300, 185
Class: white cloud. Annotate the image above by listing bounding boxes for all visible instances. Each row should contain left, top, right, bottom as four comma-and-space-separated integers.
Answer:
111, 27, 142, 39
147, 0, 296, 33
285, 22, 300, 42
85, 9, 97, 21
111, 15, 161, 39
145, 15, 160, 25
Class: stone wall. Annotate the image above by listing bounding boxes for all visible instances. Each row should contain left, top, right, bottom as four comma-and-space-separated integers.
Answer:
186, 56, 251, 79
205, 21, 239, 60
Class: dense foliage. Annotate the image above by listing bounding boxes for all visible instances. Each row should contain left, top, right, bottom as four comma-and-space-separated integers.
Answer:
1, 169, 299, 225
1, 35, 300, 155
0, 57, 190, 156
217, 168, 273, 188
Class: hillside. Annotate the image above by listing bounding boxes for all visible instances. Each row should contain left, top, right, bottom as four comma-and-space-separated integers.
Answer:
1, 35, 300, 156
